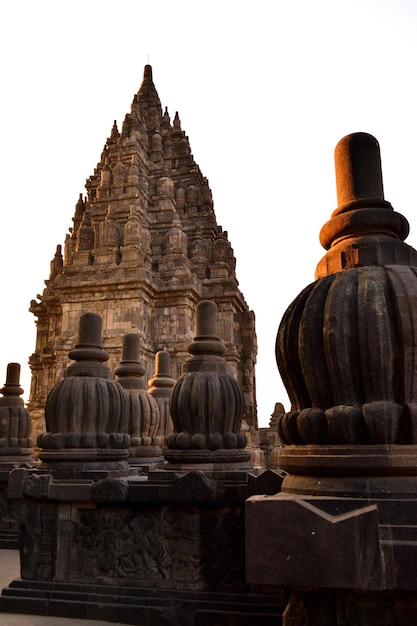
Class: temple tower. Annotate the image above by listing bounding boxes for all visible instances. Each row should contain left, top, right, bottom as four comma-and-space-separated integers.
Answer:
28, 65, 257, 436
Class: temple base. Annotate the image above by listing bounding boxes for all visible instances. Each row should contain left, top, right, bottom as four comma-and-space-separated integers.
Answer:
0, 579, 282, 626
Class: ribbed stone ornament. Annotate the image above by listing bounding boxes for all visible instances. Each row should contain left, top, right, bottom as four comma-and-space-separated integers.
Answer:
115, 332, 162, 464
165, 300, 250, 464
147, 350, 176, 438
0, 363, 34, 462
275, 132, 417, 491
38, 313, 129, 469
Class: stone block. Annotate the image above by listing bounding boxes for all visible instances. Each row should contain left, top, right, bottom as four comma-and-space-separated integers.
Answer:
246, 494, 382, 591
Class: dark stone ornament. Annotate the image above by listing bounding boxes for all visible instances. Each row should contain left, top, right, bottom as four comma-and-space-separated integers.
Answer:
0, 363, 36, 548
247, 134, 417, 625
276, 133, 417, 461
0, 363, 34, 462
115, 332, 162, 467
165, 300, 250, 465
37, 313, 129, 476
147, 350, 176, 439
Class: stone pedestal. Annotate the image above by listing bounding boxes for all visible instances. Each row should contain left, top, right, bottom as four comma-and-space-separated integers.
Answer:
247, 445, 417, 624
1, 466, 283, 625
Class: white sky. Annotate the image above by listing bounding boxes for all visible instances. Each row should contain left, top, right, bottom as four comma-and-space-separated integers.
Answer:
1, 0, 417, 427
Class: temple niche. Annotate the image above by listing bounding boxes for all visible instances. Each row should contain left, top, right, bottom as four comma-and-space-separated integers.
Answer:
27, 65, 257, 437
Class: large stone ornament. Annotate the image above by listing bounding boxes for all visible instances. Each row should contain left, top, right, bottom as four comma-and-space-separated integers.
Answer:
276, 133, 417, 449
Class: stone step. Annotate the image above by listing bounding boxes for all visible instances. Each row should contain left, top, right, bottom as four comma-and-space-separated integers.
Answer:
0, 579, 282, 625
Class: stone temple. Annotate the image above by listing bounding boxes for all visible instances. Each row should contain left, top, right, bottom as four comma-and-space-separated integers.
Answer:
4, 62, 417, 626
27, 65, 257, 438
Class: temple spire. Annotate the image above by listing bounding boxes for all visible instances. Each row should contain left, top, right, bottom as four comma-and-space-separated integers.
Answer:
137, 64, 162, 116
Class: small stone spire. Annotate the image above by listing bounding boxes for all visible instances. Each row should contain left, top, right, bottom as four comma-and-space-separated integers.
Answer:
115, 333, 162, 466
137, 65, 162, 125
73, 193, 85, 232
99, 158, 112, 189
37, 313, 130, 478
50, 244, 63, 278
0, 363, 34, 461
128, 155, 140, 186
173, 111, 182, 132
165, 301, 250, 465
99, 204, 121, 249
76, 210, 94, 252
148, 351, 176, 397
162, 106, 170, 127
148, 351, 176, 438
110, 120, 119, 140
123, 206, 141, 246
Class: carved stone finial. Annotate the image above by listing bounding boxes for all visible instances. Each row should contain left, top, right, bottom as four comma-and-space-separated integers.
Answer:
76, 210, 94, 252
50, 245, 63, 278
0, 363, 34, 459
165, 300, 250, 465
316, 132, 417, 278
110, 120, 119, 139
37, 313, 129, 475
0, 363, 23, 401
99, 205, 121, 250
115, 333, 145, 383
148, 351, 176, 438
148, 351, 176, 397
334, 132, 385, 209
276, 133, 417, 480
115, 333, 162, 464
173, 111, 181, 130
143, 64, 152, 81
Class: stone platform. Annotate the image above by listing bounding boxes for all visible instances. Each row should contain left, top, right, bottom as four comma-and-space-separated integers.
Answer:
0, 545, 283, 625
0, 549, 131, 626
